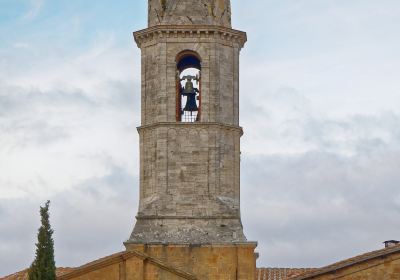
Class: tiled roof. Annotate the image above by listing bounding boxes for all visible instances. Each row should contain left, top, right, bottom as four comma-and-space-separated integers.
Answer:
1, 268, 74, 280
256, 268, 315, 280
290, 244, 400, 280
4, 245, 400, 280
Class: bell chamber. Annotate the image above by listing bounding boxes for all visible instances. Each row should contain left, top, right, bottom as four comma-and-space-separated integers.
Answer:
176, 51, 202, 122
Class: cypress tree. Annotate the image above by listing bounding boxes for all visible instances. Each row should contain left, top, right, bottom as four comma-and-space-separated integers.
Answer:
28, 200, 56, 280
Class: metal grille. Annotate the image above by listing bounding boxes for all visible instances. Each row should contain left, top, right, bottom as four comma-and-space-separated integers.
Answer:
181, 110, 198, 122
179, 68, 200, 123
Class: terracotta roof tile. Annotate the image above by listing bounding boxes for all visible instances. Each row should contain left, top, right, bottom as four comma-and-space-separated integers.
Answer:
256, 268, 315, 280
290, 244, 400, 279
1, 268, 74, 280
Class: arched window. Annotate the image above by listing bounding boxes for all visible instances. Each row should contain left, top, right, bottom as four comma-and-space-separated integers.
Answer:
176, 51, 201, 122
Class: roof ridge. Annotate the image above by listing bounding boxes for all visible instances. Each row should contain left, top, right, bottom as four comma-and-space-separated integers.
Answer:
289, 244, 400, 279
58, 250, 197, 280
1, 269, 29, 279
2, 267, 74, 280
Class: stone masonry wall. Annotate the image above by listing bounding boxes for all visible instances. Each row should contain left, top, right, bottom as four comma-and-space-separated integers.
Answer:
148, 0, 232, 28
137, 124, 241, 216
127, 244, 257, 280
128, 0, 249, 245
129, 123, 245, 243
58, 244, 257, 280
129, 19, 247, 244
139, 30, 243, 126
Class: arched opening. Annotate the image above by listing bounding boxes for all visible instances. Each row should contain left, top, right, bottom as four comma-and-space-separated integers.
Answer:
176, 51, 201, 122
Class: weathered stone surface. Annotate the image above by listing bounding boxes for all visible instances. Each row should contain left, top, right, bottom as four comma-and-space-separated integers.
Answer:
129, 123, 245, 243
57, 250, 197, 280
134, 26, 246, 126
126, 244, 258, 280
55, 244, 257, 280
148, 0, 232, 28
128, 0, 249, 245
129, 218, 246, 244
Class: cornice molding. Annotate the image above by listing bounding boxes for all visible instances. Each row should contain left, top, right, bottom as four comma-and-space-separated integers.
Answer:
136, 215, 240, 220
137, 122, 243, 135
124, 242, 259, 248
133, 25, 247, 48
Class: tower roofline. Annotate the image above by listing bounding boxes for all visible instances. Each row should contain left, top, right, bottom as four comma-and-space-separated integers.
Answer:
133, 25, 247, 49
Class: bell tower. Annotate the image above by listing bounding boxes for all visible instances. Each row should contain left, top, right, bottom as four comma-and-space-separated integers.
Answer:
126, 0, 257, 278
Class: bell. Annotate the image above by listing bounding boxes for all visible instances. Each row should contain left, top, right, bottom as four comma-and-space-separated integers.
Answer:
181, 75, 199, 112
183, 92, 198, 112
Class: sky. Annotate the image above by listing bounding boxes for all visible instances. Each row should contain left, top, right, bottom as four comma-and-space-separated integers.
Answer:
1, 0, 400, 276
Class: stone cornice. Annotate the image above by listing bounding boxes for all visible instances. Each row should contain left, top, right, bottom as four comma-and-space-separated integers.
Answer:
133, 25, 247, 48
125, 242, 258, 248
136, 215, 240, 220
137, 122, 243, 136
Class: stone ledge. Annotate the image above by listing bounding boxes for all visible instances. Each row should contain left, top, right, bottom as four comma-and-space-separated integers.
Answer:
133, 25, 247, 48
128, 217, 247, 244
136, 215, 240, 220
137, 122, 243, 135
125, 242, 258, 248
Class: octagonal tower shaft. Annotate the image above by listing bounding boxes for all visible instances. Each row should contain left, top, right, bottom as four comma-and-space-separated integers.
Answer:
128, 0, 248, 244
148, 0, 232, 28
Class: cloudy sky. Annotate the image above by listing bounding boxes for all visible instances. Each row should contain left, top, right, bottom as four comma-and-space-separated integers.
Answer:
1, 0, 400, 276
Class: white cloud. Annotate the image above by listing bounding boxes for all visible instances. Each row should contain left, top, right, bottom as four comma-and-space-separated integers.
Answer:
241, 150, 400, 268
0, 38, 140, 201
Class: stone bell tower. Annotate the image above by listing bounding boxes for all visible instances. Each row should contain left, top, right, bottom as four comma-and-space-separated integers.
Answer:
125, 0, 257, 278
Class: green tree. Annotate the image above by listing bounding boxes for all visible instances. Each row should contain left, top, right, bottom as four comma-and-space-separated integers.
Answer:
28, 200, 56, 280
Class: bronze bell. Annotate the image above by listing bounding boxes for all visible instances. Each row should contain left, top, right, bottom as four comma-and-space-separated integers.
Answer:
183, 92, 198, 112
181, 75, 199, 112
